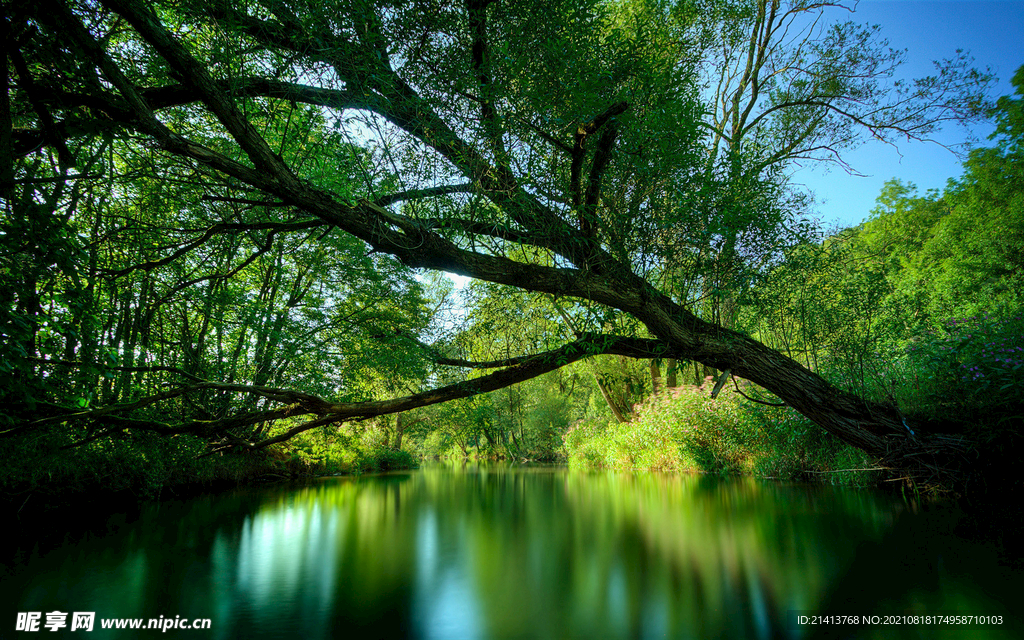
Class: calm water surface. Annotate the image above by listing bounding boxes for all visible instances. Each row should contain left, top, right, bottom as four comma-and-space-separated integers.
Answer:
4, 464, 1021, 639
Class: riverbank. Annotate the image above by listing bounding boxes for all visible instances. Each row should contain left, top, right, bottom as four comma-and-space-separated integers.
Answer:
561, 380, 1024, 503
1, 429, 417, 520
563, 384, 876, 482
562, 382, 937, 490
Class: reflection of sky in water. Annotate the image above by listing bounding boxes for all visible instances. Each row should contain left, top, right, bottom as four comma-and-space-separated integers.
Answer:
5, 467, 1021, 640
606, 562, 628, 636
214, 501, 342, 638
210, 483, 485, 638
413, 508, 481, 640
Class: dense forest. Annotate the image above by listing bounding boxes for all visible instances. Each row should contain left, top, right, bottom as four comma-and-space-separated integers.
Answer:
2, 0, 1021, 503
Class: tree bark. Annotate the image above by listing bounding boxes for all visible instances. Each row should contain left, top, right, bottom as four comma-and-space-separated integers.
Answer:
665, 358, 678, 388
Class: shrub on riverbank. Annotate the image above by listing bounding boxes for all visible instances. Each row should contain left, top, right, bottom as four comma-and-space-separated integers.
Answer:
0, 428, 283, 512
900, 313, 1024, 428
261, 423, 418, 475
2, 421, 417, 514
563, 311, 1024, 489
356, 448, 418, 472
562, 384, 880, 485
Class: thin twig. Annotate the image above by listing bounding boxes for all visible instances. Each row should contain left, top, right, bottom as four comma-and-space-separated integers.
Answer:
804, 467, 889, 474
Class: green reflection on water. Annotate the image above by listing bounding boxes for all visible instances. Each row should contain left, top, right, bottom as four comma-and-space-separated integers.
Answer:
4, 465, 1020, 639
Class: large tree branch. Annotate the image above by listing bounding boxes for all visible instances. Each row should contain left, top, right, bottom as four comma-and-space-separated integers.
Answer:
417, 217, 541, 247
27, 333, 668, 450
9, 41, 74, 170
31, 78, 389, 132
466, 0, 508, 168
99, 220, 323, 278
102, 0, 293, 181
246, 333, 668, 450
373, 183, 477, 207
193, 5, 615, 271
571, 101, 628, 209
582, 123, 619, 239
46, 0, 606, 298
409, 331, 664, 369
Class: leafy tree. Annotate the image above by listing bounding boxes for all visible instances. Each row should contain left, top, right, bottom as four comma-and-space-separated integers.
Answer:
908, 69, 1024, 319
839, 67, 1024, 333
0, 0, 996, 476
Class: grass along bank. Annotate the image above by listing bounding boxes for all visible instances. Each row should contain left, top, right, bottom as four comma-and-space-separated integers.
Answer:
563, 381, 887, 487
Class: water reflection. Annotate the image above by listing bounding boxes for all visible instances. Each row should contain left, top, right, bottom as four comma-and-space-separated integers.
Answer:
4, 465, 1020, 639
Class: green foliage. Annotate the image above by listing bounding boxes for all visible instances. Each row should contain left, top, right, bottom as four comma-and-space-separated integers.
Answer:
355, 448, 418, 474
748, 66, 1024, 423
564, 386, 878, 485
914, 162, 1024, 320
903, 314, 1024, 423
266, 419, 419, 476
736, 80, 1024, 471
872, 68, 1024, 327
0, 0, 1013, 499
0, 427, 271, 503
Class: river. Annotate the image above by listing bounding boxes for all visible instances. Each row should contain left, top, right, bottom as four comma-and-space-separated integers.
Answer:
3, 463, 1020, 638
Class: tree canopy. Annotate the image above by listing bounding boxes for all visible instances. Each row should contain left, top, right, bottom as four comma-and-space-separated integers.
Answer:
0, 0, 997, 467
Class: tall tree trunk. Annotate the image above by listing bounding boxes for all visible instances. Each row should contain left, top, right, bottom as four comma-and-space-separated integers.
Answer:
595, 372, 628, 424
394, 412, 404, 451
551, 298, 630, 422
665, 358, 678, 389
650, 359, 662, 395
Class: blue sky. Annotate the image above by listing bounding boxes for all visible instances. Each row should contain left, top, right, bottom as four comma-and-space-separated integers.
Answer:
794, 0, 1024, 229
